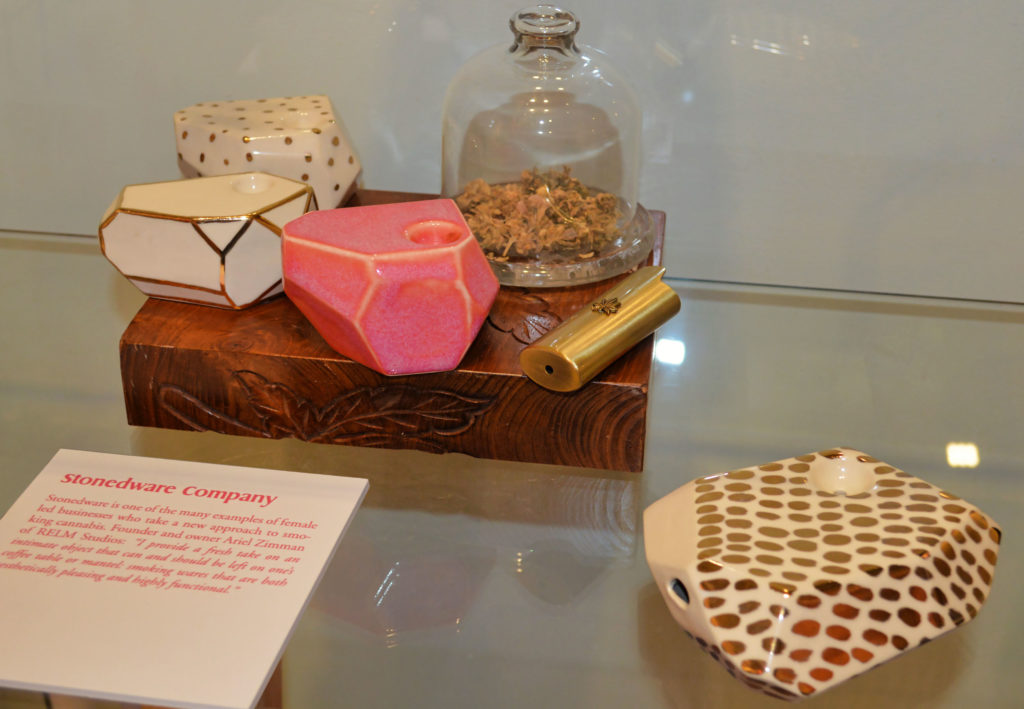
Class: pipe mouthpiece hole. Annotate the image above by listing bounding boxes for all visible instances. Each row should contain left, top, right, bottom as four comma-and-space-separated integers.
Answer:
670, 578, 689, 605
404, 220, 463, 246
231, 173, 273, 194
809, 452, 875, 495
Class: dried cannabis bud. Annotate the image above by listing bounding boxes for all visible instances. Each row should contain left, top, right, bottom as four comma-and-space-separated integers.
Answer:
454, 167, 622, 261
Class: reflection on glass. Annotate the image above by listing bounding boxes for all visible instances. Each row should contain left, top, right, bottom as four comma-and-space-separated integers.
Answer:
655, 337, 686, 366
312, 528, 496, 645
751, 38, 786, 56
653, 39, 683, 67
310, 459, 640, 639
946, 442, 980, 468
512, 540, 612, 605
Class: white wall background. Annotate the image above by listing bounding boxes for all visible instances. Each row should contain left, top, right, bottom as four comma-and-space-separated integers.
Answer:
2, 0, 1022, 302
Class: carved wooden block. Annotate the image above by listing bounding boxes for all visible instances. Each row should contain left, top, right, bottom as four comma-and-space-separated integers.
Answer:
118, 190, 666, 472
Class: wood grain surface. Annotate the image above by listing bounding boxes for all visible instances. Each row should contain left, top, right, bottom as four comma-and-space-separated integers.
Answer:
119, 190, 665, 472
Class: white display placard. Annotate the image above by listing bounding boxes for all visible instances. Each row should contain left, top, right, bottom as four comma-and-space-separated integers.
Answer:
0, 449, 368, 709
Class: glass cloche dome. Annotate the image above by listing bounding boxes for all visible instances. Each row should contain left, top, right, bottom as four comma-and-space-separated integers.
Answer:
442, 5, 653, 287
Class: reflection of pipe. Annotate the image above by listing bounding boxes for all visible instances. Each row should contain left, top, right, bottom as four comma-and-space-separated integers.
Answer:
373, 565, 398, 608
312, 462, 640, 629
354, 455, 640, 549
388, 472, 639, 561
513, 540, 612, 605
312, 527, 496, 641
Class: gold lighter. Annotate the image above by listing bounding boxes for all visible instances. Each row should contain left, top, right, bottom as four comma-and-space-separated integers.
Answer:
519, 266, 681, 392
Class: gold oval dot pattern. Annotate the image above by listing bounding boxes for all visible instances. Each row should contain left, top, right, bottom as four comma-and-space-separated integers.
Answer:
174, 94, 361, 205
679, 447, 1001, 698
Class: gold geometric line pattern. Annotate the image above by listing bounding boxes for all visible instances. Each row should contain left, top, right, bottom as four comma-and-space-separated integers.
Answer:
253, 188, 314, 237
100, 180, 314, 310
220, 261, 238, 308
98, 186, 128, 231
254, 215, 282, 238
254, 279, 284, 303
131, 288, 233, 309
126, 275, 225, 296
190, 219, 248, 256
132, 278, 282, 311
109, 207, 201, 223
253, 187, 315, 221
219, 218, 254, 257
105, 215, 269, 309
109, 183, 310, 226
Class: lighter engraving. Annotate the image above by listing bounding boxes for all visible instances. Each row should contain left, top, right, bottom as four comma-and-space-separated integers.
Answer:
591, 297, 621, 315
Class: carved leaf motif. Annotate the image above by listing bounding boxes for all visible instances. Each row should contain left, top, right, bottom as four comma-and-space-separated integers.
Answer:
233, 371, 336, 440
231, 371, 495, 445
159, 372, 496, 450
158, 385, 265, 437
487, 289, 562, 344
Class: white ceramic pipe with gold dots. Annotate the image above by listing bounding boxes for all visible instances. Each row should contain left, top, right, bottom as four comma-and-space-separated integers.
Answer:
520, 266, 681, 391
644, 447, 1003, 700
175, 95, 361, 208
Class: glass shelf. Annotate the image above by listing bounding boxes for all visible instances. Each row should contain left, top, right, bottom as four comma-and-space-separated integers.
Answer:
1, 230, 1022, 708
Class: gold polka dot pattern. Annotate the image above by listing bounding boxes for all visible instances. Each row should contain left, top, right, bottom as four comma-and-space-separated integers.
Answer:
643, 447, 1002, 701
175, 95, 361, 208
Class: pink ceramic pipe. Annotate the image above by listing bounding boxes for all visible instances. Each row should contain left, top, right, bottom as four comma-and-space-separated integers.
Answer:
282, 199, 499, 375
